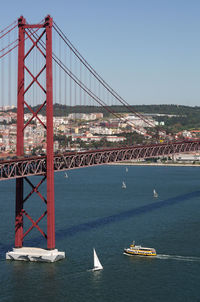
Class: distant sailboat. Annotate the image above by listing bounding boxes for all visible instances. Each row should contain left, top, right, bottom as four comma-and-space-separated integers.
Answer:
64, 172, 68, 178
122, 181, 126, 189
126, 167, 128, 172
153, 189, 158, 198
92, 248, 103, 271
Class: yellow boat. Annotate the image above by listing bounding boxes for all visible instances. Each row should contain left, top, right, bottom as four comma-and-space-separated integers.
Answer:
124, 241, 157, 256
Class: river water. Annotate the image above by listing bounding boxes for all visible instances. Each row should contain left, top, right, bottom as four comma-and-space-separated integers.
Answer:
0, 165, 200, 301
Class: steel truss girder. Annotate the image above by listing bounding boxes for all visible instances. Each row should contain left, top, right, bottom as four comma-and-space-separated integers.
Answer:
0, 140, 200, 180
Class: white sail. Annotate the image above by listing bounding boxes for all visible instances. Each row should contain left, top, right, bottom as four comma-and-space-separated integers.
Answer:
153, 189, 158, 198
65, 172, 68, 178
93, 248, 103, 271
126, 167, 128, 172
122, 181, 126, 189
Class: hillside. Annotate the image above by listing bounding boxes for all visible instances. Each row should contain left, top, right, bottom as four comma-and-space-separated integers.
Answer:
10, 104, 200, 132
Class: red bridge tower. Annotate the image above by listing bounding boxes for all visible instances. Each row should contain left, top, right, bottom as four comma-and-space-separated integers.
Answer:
6, 16, 65, 262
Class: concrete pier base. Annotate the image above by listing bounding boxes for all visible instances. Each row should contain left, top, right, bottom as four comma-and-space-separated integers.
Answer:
6, 247, 65, 262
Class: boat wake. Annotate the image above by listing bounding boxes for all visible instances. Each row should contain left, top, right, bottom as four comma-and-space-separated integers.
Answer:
123, 253, 200, 262
156, 254, 200, 262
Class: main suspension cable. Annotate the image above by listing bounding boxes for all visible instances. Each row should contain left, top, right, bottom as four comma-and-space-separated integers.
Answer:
0, 27, 41, 59
28, 27, 148, 135
53, 21, 155, 128
0, 20, 17, 34
0, 24, 18, 40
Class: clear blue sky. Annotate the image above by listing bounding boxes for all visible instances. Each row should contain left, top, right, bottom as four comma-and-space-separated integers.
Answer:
1, 0, 200, 106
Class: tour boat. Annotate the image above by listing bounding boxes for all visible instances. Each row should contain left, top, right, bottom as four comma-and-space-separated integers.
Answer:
92, 248, 103, 271
124, 241, 157, 256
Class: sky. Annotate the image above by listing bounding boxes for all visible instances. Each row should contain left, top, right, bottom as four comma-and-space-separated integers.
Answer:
1, 0, 200, 106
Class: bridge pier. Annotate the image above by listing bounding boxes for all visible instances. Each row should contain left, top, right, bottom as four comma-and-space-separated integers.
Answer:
6, 247, 65, 263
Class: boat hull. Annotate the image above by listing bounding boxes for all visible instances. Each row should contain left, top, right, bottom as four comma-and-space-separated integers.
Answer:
92, 267, 103, 271
124, 248, 157, 257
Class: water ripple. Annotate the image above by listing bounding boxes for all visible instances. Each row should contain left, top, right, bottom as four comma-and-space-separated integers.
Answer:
55, 190, 200, 239
1, 190, 200, 255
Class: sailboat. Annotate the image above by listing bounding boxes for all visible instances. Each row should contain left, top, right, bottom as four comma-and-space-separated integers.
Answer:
64, 172, 68, 178
92, 248, 103, 271
153, 189, 158, 198
126, 167, 128, 172
122, 181, 126, 189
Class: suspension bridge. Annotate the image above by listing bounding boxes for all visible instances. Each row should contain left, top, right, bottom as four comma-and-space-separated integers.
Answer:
0, 15, 199, 262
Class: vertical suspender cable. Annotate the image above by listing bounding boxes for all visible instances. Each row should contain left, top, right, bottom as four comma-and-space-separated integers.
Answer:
69, 48, 72, 118
1, 38, 4, 109
59, 34, 61, 104
74, 55, 76, 121
64, 45, 67, 108
8, 32, 11, 107
80, 58, 82, 114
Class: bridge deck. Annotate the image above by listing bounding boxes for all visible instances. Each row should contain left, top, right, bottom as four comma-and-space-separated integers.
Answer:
0, 140, 199, 180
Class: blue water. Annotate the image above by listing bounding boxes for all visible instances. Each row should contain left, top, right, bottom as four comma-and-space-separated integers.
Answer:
0, 165, 200, 301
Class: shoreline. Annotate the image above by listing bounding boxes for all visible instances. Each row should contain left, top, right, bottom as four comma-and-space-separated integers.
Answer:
108, 162, 200, 167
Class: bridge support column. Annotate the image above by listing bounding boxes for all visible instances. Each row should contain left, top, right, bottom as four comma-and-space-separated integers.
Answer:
15, 179, 24, 248
46, 16, 55, 250
15, 15, 25, 248
6, 15, 65, 262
